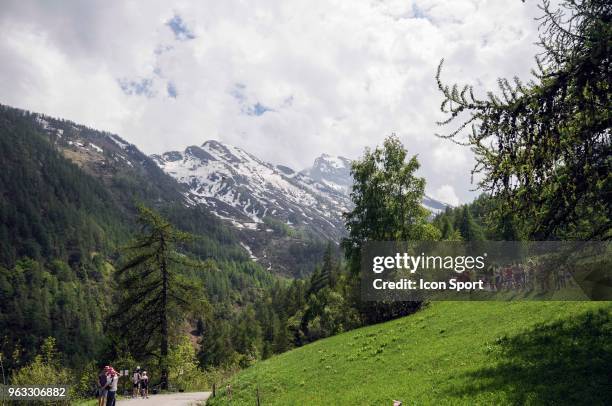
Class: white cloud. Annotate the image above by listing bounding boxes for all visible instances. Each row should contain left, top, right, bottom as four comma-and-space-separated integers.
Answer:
0, 0, 544, 203
432, 184, 460, 207
431, 144, 469, 174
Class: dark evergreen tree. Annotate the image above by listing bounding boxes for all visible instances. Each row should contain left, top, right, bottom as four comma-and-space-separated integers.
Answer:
440, 215, 454, 240
458, 206, 485, 242
112, 205, 201, 389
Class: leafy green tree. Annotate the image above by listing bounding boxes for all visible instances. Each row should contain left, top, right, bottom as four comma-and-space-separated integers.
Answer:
10, 338, 71, 405
112, 205, 201, 389
168, 335, 202, 390
343, 135, 438, 267
436, 0, 611, 240
342, 136, 435, 323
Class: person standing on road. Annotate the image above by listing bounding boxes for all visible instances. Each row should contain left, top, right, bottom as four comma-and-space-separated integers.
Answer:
106, 367, 118, 406
140, 370, 149, 399
132, 367, 141, 398
97, 366, 109, 406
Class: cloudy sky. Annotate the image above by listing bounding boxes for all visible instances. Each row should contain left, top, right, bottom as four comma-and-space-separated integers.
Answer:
0, 0, 545, 205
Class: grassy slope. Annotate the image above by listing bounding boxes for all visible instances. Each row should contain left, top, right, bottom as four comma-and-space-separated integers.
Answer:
209, 302, 611, 405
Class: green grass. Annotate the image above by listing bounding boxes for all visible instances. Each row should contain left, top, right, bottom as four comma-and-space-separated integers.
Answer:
208, 301, 611, 405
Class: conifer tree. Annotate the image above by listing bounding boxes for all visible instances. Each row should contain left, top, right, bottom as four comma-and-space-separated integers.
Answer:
436, 0, 611, 239
458, 206, 485, 242
112, 205, 200, 389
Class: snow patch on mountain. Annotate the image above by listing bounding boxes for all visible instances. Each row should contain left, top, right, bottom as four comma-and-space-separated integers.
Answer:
153, 141, 452, 241
152, 141, 350, 240
110, 135, 131, 150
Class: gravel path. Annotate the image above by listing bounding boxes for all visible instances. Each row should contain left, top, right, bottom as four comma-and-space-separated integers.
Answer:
116, 392, 211, 406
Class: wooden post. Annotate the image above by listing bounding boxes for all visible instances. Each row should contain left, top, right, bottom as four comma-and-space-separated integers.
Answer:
256, 386, 261, 406
212, 383, 216, 397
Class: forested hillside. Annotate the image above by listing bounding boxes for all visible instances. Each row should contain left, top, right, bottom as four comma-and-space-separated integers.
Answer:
0, 105, 446, 385
0, 105, 276, 376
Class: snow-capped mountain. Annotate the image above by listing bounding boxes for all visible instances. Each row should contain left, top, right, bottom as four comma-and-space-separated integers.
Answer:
151, 141, 351, 241
303, 153, 450, 215
152, 141, 451, 243
25, 106, 450, 274
301, 154, 353, 194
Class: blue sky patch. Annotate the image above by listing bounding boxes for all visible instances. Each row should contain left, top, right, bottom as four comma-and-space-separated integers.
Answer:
411, 4, 432, 21
118, 78, 155, 97
230, 83, 273, 116
167, 82, 178, 98
167, 14, 195, 41
246, 102, 273, 116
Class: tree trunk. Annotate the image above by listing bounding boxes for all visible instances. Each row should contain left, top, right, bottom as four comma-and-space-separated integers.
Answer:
159, 235, 169, 390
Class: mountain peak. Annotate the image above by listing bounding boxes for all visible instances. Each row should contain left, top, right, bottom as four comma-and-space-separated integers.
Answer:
201, 139, 225, 148
314, 154, 351, 169
152, 142, 452, 243
304, 154, 353, 193
152, 142, 350, 241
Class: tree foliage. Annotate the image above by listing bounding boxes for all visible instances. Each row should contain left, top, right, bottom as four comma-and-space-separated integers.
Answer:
343, 135, 439, 268
342, 136, 435, 323
436, 0, 611, 239
111, 205, 204, 389
10, 338, 71, 405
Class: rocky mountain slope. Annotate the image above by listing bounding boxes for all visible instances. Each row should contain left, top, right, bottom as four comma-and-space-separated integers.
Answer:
10, 107, 328, 275
6, 105, 252, 264
152, 142, 451, 243
151, 142, 351, 242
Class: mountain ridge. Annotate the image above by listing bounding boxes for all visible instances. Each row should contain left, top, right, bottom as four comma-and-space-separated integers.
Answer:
152, 140, 452, 245
1, 103, 450, 276
151, 140, 351, 242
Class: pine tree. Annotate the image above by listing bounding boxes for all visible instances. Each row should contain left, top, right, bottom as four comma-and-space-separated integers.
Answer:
272, 314, 291, 353
458, 206, 485, 242
440, 216, 454, 240
112, 205, 201, 389
321, 243, 336, 288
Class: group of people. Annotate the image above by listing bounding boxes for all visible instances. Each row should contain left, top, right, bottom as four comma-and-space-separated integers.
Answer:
96, 365, 149, 406
476, 261, 574, 293
96, 366, 118, 406
131, 366, 150, 399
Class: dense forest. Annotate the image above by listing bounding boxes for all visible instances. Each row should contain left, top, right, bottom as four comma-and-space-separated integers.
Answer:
0, 106, 275, 386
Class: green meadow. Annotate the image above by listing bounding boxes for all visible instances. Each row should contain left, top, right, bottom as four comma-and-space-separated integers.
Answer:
208, 301, 611, 405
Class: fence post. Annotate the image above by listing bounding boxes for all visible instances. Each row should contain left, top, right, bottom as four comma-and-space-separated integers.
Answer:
212, 383, 216, 397
256, 386, 261, 406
